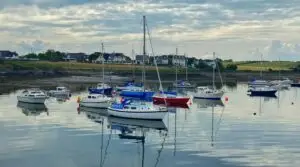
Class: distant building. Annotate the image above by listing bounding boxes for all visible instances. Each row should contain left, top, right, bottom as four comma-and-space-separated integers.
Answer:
0, 50, 18, 59
172, 55, 186, 67
63, 53, 88, 62
136, 54, 149, 64
155, 55, 169, 65
94, 52, 131, 63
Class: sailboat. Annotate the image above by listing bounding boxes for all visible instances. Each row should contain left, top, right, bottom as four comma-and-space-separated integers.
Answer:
173, 53, 194, 88
108, 16, 168, 120
119, 16, 155, 100
269, 57, 292, 90
116, 48, 144, 91
80, 43, 113, 109
193, 52, 224, 100
153, 48, 191, 108
88, 44, 113, 95
247, 53, 277, 96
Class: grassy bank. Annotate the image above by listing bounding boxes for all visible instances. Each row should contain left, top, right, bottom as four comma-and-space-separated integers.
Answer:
1, 60, 300, 73
224, 61, 300, 71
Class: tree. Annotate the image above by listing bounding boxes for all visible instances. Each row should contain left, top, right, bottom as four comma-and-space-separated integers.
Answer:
225, 64, 238, 71
89, 52, 101, 62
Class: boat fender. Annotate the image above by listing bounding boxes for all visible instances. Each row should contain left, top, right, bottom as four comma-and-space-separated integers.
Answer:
225, 96, 229, 101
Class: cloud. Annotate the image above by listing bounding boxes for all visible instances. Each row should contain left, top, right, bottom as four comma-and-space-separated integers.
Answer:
18, 40, 50, 53
265, 40, 300, 61
0, 0, 299, 60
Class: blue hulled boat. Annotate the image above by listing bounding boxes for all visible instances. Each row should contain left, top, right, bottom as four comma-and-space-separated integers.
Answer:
248, 86, 277, 97
88, 83, 113, 95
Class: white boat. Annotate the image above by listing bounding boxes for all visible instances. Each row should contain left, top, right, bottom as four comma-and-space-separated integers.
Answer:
79, 94, 112, 109
193, 86, 224, 100
248, 86, 277, 96
108, 100, 168, 120
193, 52, 224, 100
248, 79, 269, 87
48, 86, 70, 96
17, 89, 47, 104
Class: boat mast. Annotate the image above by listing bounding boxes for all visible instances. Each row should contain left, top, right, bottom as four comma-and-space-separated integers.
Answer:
102, 43, 105, 85
142, 15, 146, 91
185, 53, 188, 81
132, 47, 135, 80
211, 106, 214, 147
175, 48, 178, 85
213, 52, 216, 90
260, 53, 263, 79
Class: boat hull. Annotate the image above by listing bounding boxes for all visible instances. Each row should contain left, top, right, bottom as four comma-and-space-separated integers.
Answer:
152, 96, 190, 107
107, 108, 167, 120
17, 96, 46, 104
120, 91, 155, 101
291, 83, 300, 87
79, 101, 110, 109
88, 88, 113, 95
250, 90, 277, 96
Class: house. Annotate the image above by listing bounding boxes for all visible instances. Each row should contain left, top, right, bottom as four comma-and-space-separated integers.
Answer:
63, 53, 88, 62
0, 50, 18, 59
136, 54, 149, 64
107, 53, 129, 63
172, 55, 186, 67
155, 55, 169, 65
94, 52, 131, 63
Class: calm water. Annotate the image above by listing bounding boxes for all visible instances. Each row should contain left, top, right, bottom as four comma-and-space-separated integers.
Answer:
1, 84, 300, 167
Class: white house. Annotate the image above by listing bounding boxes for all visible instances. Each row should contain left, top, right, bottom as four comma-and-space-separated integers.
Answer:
172, 55, 186, 67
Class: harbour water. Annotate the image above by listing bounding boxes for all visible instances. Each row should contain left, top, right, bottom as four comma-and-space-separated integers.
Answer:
1, 84, 300, 167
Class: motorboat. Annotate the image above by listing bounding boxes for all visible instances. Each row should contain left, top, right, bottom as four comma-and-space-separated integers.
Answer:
193, 86, 224, 100
108, 99, 168, 120
48, 86, 71, 96
88, 83, 113, 95
248, 86, 277, 96
17, 89, 47, 104
79, 94, 112, 109
152, 92, 191, 108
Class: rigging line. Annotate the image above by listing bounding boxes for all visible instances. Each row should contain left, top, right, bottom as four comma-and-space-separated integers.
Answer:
214, 106, 225, 137
215, 52, 224, 89
101, 128, 113, 167
145, 18, 167, 106
154, 133, 167, 167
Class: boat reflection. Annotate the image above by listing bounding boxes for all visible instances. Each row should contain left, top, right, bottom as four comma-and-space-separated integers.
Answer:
17, 101, 48, 116
193, 99, 224, 108
108, 117, 168, 167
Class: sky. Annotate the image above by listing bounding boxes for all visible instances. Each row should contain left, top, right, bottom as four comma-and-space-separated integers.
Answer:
0, 0, 299, 61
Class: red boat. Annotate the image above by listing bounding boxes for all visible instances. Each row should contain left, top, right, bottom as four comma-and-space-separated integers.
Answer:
153, 95, 191, 108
